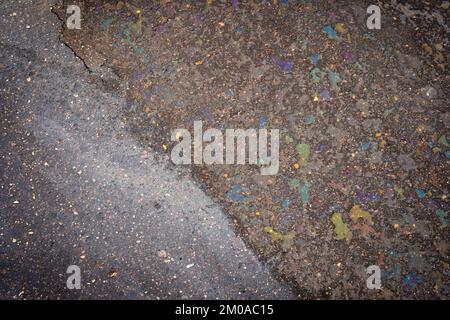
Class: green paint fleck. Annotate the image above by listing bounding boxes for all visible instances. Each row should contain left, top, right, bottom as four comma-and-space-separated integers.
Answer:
129, 16, 145, 35
102, 18, 113, 31
383, 107, 395, 118
331, 212, 352, 242
438, 135, 449, 147
296, 143, 310, 163
300, 181, 310, 204
289, 178, 300, 189
364, 32, 375, 40
328, 71, 341, 91
355, 62, 365, 71
310, 67, 326, 82
432, 147, 442, 153
302, 39, 308, 51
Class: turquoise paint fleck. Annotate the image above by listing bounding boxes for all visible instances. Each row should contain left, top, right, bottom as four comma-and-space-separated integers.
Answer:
300, 181, 310, 204
436, 209, 448, 227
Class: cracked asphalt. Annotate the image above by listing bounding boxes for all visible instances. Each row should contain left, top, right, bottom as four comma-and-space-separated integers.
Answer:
1, 0, 449, 300
0, 0, 293, 299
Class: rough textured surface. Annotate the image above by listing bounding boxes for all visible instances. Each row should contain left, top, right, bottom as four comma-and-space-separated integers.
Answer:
0, 0, 293, 299
0, 0, 449, 299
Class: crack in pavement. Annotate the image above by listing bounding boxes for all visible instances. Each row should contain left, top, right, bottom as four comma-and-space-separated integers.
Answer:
0, 0, 294, 299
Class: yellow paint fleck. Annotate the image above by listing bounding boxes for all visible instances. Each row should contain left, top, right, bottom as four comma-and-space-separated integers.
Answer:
350, 205, 373, 225
423, 43, 433, 54
264, 226, 295, 250
394, 185, 405, 200
335, 23, 346, 33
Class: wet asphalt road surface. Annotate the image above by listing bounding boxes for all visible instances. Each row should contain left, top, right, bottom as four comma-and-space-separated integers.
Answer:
1, 0, 449, 299
0, 0, 293, 299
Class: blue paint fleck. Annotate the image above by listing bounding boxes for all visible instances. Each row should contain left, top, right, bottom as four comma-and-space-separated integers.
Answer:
360, 142, 371, 151
275, 58, 293, 73
311, 53, 321, 66
322, 26, 337, 39
225, 88, 235, 97
202, 106, 214, 123
231, 0, 238, 12
355, 191, 381, 203
259, 116, 267, 129
320, 88, 330, 101
415, 189, 426, 199
227, 185, 245, 202
403, 273, 424, 287
305, 115, 315, 125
